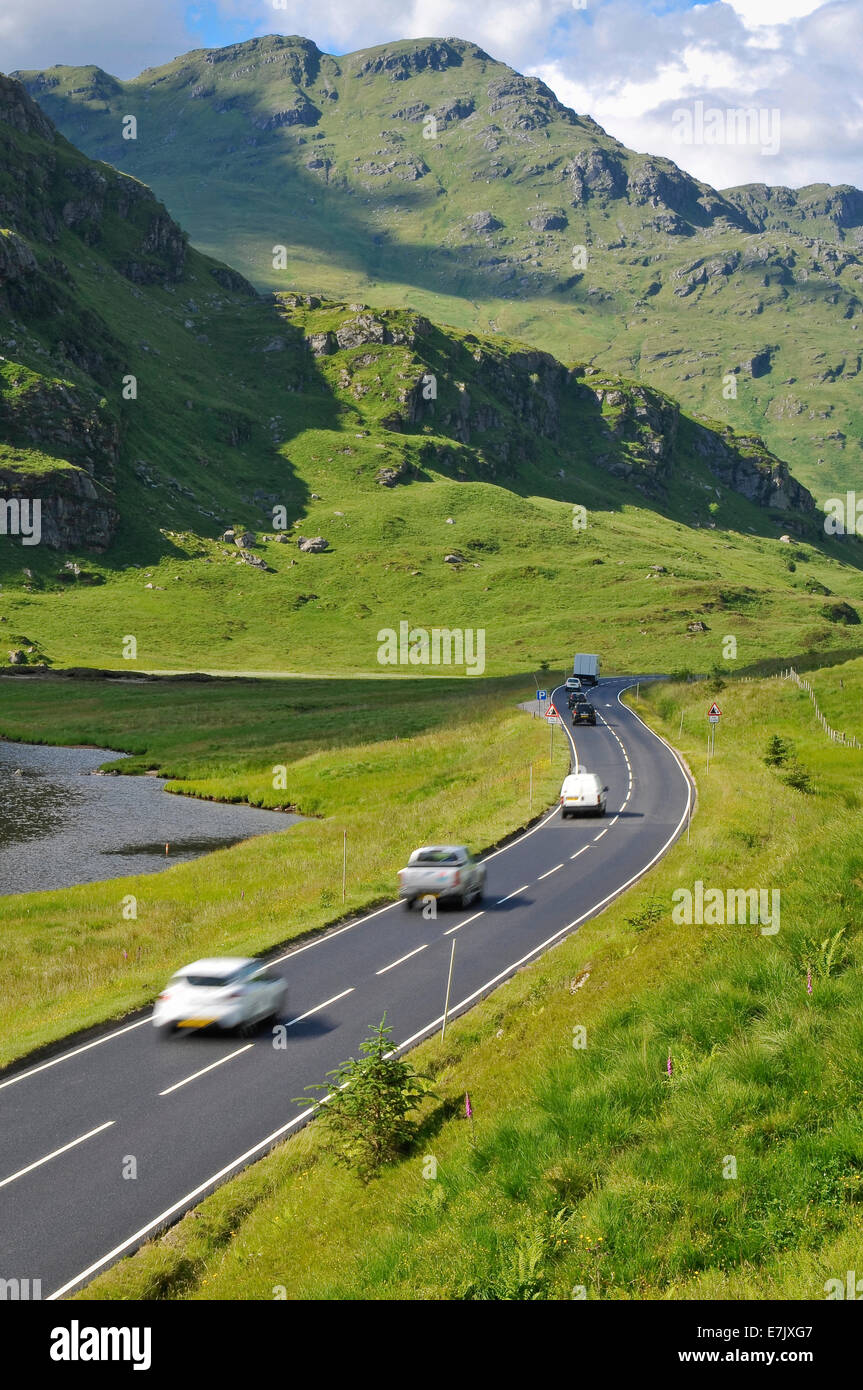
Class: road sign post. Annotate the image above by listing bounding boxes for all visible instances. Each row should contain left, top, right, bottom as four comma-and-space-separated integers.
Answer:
707, 703, 721, 770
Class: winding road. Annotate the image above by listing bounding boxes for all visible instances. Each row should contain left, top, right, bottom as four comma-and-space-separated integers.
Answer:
0, 677, 692, 1298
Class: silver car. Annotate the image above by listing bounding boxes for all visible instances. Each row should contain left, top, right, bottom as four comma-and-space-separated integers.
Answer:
398, 845, 486, 911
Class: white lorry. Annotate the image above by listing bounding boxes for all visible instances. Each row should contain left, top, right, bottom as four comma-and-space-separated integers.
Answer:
572, 653, 600, 687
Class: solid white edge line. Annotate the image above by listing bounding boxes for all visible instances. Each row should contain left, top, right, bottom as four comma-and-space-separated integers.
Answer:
11, 695, 576, 1094
375, 944, 428, 976
0, 1019, 150, 1093
269, 900, 397, 965
47, 1108, 318, 1300
285, 987, 354, 1027
158, 1044, 254, 1097
392, 703, 692, 1057
0, 1120, 115, 1192
50, 679, 691, 1301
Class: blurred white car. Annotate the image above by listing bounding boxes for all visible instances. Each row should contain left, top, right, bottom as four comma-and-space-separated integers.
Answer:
153, 957, 287, 1037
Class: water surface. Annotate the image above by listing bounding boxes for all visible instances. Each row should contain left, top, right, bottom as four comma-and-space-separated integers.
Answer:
0, 740, 301, 895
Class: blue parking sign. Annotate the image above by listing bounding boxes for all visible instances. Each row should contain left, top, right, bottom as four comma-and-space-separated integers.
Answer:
536, 689, 547, 701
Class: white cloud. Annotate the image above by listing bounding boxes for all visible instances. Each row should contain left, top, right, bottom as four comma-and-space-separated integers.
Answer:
0, 0, 190, 77
0, 0, 860, 190
529, 0, 863, 190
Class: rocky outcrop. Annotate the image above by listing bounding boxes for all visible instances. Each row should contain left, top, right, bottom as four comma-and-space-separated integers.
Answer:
691, 422, 815, 512
0, 377, 119, 481
0, 74, 56, 142
0, 464, 119, 550
528, 208, 568, 232
354, 40, 467, 81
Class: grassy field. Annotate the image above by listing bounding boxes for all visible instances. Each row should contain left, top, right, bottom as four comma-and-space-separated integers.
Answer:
7, 466, 863, 678
0, 673, 568, 1067
75, 657, 863, 1300
6, 89, 863, 680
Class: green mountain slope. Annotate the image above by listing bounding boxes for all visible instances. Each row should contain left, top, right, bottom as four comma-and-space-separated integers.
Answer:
14, 34, 863, 497
2, 72, 863, 678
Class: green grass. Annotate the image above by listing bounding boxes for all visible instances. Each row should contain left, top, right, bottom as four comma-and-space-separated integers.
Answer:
77, 658, 863, 1300
5, 85, 863, 681
0, 672, 568, 1066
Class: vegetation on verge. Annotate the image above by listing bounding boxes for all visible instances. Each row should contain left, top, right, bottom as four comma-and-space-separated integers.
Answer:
76, 656, 863, 1300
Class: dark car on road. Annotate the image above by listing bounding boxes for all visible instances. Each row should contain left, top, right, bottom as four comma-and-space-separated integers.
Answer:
571, 695, 597, 726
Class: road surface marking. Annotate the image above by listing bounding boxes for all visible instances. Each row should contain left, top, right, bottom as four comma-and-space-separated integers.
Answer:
570, 847, 589, 860
609, 815, 619, 825
270, 902, 398, 965
594, 829, 609, 841
376, 944, 428, 976
444, 911, 485, 937
159, 1045, 254, 1097
496, 885, 529, 904
285, 988, 354, 1027
0, 1120, 115, 1191
393, 752, 693, 1060
49, 675, 692, 1303
0, 1019, 150, 1093
538, 863, 563, 879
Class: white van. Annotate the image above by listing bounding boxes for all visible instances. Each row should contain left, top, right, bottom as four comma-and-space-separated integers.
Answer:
559, 771, 608, 818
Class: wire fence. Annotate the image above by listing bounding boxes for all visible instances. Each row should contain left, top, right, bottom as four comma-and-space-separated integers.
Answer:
716, 668, 861, 748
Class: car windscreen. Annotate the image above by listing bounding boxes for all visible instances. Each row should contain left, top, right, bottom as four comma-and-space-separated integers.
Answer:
182, 969, 250, 988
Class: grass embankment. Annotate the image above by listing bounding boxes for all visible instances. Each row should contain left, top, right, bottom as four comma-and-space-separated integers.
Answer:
80, 658, 863, 1300
0, 673, 567, 1068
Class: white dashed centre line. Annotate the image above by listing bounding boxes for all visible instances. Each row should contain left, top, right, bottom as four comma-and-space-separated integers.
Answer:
538, 863, 564, 879
570, 847, 589, 860
594, 828, 609, 842
0, 1120, 115, 1191
160, 1044, 254, 1097
608, 815, 619, 826
286, 987, 355, 1027
444, 911, 485, 937
376, 944, 428, 976
497, 885, 529, 904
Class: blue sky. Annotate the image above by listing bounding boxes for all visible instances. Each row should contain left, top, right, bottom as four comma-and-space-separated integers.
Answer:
1, 0, 861, 190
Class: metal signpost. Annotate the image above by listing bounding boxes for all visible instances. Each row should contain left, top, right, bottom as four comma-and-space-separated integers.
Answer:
707, 702, 721, 771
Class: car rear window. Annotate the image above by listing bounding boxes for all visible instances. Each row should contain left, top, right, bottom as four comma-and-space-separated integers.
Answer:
413, 849, 462, 864
182, 966, 253, 987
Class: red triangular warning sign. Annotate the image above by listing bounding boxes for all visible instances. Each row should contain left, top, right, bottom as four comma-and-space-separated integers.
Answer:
708, 702, 722, 717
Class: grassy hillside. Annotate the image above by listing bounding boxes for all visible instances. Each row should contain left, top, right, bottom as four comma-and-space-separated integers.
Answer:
76, 658, 863, 1300
0, 672, 568, 1066
15, 34, 863, 495
4, 73, 863, 676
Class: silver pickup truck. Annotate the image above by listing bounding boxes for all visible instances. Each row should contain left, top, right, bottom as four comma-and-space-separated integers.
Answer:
398, 845, 486, 911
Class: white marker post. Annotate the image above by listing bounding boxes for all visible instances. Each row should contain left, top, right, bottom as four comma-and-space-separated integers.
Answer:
441, 940, 457, 1041
342, 829, 347, 903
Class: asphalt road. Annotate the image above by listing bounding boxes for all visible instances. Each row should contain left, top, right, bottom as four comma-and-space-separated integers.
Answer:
0, 677, 692, 1298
